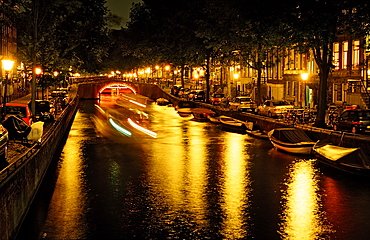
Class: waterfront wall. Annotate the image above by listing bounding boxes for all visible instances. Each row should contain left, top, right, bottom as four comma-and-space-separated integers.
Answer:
0, 92, 79, 240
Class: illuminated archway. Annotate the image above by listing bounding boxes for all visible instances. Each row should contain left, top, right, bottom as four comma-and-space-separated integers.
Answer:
98, 83, 137, 97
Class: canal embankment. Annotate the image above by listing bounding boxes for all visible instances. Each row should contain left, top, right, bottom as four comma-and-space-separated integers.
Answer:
0, 86, 79, 240
142, 84, 370, 154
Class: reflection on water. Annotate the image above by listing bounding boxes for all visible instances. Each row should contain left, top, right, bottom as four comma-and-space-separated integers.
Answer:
221, 133, 251, 239
279, 159, 332, 239
42, 111, 91, 239
145, 115, 209, 236
18, 95, 370, 239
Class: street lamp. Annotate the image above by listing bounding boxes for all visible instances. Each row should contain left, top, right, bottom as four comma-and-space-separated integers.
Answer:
301, 73, 309, 107
233, 73, 240, 97
35, 67, 43, 99
164, 65, 170, 86
1, 59, 15, 120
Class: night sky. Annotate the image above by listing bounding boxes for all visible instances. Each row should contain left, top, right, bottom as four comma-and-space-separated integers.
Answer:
106, 0, 142, 28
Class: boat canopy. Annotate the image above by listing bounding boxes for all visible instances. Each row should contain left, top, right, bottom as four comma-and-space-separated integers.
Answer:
314, 141, 370, 168
271, 128, 314, 143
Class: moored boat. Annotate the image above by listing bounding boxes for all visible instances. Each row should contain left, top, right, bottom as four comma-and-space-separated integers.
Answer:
156, 97, 170, 106
219, 116, 247, 132
312, 140, 370, 176
246, 129, 269, 139
208, 115, 221, 123
175, 101, 197, 117
268, 128, 316, 155
191, 108, 216, 121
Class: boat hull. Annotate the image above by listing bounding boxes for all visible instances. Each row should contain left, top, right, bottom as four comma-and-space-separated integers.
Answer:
268, 128, 315, 155
313, 141, 370, 177
191, 108, 216, 121
313, 152, 370, 176
219, 116, 247, 133
246, 130, 268, 139
270, 137, 315, 154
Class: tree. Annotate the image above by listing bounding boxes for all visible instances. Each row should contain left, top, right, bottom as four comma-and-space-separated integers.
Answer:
16, 0, 110, 74
228, 0, 292, 105
288, 0, 370, 128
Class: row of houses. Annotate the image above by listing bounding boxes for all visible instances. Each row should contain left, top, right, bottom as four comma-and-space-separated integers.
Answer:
210, 37, 370, 109
130, 36, 369, 110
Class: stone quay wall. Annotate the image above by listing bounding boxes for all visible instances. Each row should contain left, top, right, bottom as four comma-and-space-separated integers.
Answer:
0, 93, 79, 240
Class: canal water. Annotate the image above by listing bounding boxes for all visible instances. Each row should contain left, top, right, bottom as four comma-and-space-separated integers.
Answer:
17, 95, 370, 239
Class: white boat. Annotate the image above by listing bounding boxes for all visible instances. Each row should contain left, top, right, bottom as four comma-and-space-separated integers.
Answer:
313, 140, 370, 176
219, 116, 247, 132
268, 128, 316, 155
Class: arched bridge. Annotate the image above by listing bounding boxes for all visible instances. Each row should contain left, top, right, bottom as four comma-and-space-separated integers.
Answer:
73, 76, 175, 101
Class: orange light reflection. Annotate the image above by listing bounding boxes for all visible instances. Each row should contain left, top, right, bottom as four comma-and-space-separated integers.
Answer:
221, 133, 251, 239
280, 159, 332, 239
43, 111, 89, 239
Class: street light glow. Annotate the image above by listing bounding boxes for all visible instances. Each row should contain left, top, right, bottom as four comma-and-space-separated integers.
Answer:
35, 67, 42, 75
301, 73, 309, 81
1, 60, 14, 71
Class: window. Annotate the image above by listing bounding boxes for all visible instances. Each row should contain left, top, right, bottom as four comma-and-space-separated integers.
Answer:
353, 40, 360, 68
342, 41, 348, 69
337, 84, 343, 101
333, 43, 340, 70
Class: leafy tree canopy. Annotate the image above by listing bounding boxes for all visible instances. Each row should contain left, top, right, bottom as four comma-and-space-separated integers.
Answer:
16, 0, 112, 74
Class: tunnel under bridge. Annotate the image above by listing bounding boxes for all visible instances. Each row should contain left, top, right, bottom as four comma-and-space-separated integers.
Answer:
77, 81, 175, 102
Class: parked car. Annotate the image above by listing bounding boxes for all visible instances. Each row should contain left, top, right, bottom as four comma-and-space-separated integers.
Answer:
333, 109, 370, 134
229, 96, 257, 112
178, 88, 191, 98
0, 124, 8, 161
188, 90, 205, 101
28, 100, 55, 122
256, 100, 294, 117
209, 93, 226, 105
1, 102, 33, 125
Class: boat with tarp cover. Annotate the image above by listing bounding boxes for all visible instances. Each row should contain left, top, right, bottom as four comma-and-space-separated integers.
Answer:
313, 140, 370, 176
268, 128, 316, 155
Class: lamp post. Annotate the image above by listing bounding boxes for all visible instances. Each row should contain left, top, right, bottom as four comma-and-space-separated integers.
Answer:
165, 65, 170, 87
1, 60, 15, 120
35, 67, 43, 99
233, 73, 240, 97
301, 73, 309, 107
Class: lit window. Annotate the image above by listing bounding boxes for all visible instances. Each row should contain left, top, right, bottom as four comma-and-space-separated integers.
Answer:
342, 41, 348, 69
333, 43, 340, 70
353, 40, 360, 68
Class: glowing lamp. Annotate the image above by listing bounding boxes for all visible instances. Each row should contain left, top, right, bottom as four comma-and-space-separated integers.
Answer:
301, 73, 309, 81
35, 67, 42, 75
2, 60, 14, 71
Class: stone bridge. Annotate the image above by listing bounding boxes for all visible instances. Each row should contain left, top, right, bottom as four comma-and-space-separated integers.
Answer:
74, 76, 177, 102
